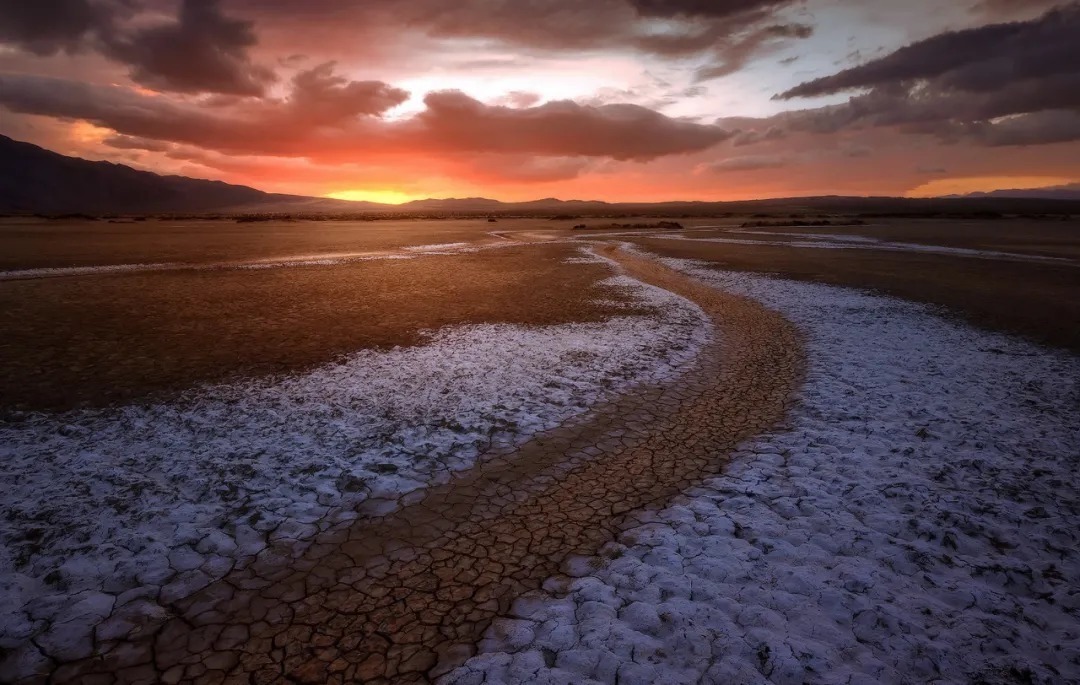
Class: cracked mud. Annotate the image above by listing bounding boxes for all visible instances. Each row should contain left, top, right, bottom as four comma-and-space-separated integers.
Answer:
29, 245, 803, 684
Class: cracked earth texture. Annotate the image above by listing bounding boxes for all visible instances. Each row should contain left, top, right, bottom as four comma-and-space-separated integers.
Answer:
21, 245, 802, 684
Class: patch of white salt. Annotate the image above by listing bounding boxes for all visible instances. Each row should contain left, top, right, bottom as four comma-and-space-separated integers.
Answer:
446, 258, 1080, 685
0, 259, 709, 675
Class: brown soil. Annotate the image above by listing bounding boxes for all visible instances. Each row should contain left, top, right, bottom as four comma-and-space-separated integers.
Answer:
0, 243, 638, 412
0, 219, 519, 270
4, 216, 1074, 408
625, 233, 1080, 354
730, 219, 1080, 260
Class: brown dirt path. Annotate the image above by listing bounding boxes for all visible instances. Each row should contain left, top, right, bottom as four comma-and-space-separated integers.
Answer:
41, 245, 803, 685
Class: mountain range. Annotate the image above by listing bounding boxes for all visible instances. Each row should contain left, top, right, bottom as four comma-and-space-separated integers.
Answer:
947, 184, 1080, 201
2, 134, 1079, 215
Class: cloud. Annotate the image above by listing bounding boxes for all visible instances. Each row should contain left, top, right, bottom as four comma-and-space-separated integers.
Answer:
228, 0, 811, 79
628, 0, 798, 18
451, 155, 593, 184
1, 0, 814, 96
0, 0, 274, 95
0, 71, 731, 162
412, 91, 732, 159
491, 91, 542, 108
695, 22, 813, 80
700, 154, 788, 172
961, 109, 1080, 146
0, 67, 405, 155
841, 144, 872, 158
973, 0, 1065, 19
781, 4, 1078, 99
762, 4, 1080, 146
0, 0, 117, 55
285, 63, 409, 120
104, 133, 169, 152
101, 0, 274, 95
731, 125, 787, 146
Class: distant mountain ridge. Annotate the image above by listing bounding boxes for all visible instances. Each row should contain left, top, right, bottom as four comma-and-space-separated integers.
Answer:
398, 196, 614, 211
0, 135, 362, 214
3, 135, 1080, 215
949, 184, 1080, 201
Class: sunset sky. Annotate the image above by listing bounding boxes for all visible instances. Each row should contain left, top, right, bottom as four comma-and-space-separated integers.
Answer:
1, 0, 1077, 202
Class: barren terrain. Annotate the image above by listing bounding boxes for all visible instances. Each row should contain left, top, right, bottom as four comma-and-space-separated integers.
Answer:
0, 216, 1077, 684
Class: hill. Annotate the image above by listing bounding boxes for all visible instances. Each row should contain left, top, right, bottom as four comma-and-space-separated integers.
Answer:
951, 184, 1080, 201
0, 135, 362, 214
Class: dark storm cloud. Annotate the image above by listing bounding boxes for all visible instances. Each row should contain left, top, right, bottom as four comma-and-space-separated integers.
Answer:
101, 0, 274, 95
0, 0, 117, 55
759, 4, 1080, 146
0, 71, 731, 161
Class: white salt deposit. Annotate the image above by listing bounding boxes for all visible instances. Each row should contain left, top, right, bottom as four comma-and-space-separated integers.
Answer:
446, 258, 1080, 685
0, 262, 188, 281
404, 242, 476, 253
0, 252, 414, 281
0, 266, 709, 671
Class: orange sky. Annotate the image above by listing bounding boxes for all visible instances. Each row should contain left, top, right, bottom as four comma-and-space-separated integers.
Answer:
1, 0, 1076, 202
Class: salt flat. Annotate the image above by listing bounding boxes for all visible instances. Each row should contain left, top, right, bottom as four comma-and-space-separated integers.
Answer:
448, 256, 1080, 684
0, 266, 708, 675
0, 218, 1077, 683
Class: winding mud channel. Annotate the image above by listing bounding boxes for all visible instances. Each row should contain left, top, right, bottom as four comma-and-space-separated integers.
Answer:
35, 246, 803, 684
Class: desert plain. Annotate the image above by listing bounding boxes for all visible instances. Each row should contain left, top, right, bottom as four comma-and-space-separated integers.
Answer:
1, 214, 1079, 684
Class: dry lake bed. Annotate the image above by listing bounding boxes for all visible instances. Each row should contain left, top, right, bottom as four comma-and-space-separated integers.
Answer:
1, 216, 1079, 684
